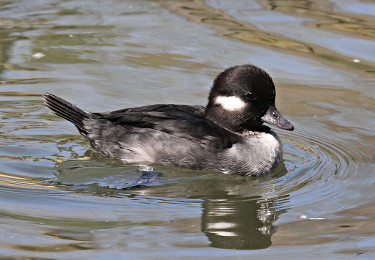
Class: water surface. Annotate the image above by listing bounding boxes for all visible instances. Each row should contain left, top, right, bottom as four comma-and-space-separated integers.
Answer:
1, 0, 375, 258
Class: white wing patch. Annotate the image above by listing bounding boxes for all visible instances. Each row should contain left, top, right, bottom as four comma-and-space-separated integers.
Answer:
215, 96, 246, 111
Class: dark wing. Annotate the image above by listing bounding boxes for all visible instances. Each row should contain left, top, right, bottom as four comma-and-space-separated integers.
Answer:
95, 104, 203, 127
94, 104, 240, 150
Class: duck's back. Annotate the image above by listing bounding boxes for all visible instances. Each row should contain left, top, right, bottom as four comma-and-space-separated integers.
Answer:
84, 104, 241, 169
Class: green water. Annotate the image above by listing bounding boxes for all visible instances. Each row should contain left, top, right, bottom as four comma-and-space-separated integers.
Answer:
1, 0, 375, 258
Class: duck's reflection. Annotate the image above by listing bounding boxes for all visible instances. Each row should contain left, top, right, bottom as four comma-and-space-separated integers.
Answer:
202, 196, 285, 249
54, 156, 289, 250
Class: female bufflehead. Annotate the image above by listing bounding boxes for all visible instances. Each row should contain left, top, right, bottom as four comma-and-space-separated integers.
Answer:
44, 64, 293, 176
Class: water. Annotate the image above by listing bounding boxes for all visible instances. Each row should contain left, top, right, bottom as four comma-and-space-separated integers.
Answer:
1, 0, 375, 258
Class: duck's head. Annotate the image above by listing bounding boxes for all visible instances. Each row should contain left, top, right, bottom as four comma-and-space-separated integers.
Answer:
205, 64, 294, 133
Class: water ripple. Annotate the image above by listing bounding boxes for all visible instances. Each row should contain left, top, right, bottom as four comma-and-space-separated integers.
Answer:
260, 123, 364, 207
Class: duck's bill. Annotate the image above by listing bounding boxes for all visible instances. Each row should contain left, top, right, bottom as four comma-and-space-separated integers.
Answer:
261, 106, 294, 131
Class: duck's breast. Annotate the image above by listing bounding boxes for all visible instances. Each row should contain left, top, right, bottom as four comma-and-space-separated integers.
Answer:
222, 130, 283, 176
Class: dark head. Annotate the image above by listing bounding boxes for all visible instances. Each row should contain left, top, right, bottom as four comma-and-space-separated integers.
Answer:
205, 64, 294, 133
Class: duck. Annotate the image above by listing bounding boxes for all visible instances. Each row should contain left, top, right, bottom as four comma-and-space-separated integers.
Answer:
43, 64, 294, 176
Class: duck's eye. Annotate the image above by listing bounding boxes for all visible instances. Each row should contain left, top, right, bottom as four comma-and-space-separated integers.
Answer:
244, 92, 256, 101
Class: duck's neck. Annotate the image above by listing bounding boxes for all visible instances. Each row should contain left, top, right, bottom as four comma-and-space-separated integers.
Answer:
204, 104, 266, 134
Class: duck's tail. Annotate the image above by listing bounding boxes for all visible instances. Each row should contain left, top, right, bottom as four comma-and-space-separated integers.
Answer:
43, 93, 90, 134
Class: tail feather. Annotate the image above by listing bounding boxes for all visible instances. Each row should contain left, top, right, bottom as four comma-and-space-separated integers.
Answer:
43, 93, 90, 133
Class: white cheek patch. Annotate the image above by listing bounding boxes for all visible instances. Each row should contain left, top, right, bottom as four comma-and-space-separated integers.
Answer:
215, 96, 246, 111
